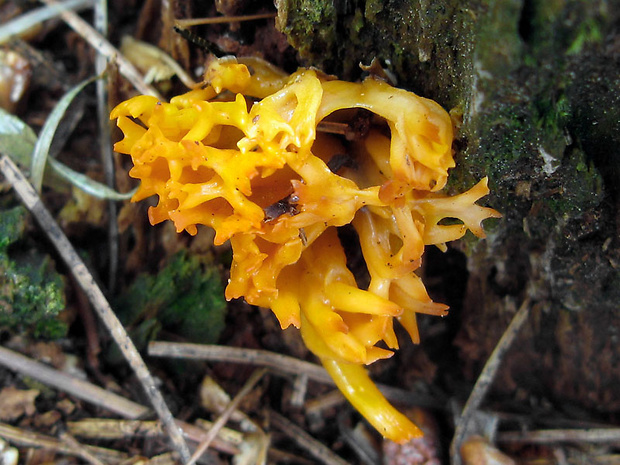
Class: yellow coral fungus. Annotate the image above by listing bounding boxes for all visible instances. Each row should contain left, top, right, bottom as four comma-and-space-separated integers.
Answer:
111, 57, 501, 443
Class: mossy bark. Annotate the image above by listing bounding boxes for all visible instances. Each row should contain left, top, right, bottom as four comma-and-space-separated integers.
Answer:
276, 0, 620, 415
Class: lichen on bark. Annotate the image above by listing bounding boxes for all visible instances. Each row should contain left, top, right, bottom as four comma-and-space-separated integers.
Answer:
275, 0, 620, 415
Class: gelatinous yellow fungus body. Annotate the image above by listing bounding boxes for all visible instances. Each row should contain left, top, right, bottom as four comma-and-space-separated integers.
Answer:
111, 57, 501, 443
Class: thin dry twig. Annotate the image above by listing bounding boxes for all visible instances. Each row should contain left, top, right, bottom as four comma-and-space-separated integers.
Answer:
268, 449, 316, 465
0, 422, 128, 463
59, 431, 106, 465
38, 0, 161, 99
270, 411, 350, 465
187, 368, 268, 465
67, 419, 240, 455
0, 345, 149, 418
149, 342, 445, 409
485, 410, 615, 430
68, 419, 167, 440
93, 0, 119, 293
149, 342, 333, 384
450, 297, 531, 465
290, 372, 309, 407
317, 121, 350, 136
188, 419, 243, 446
175, 12, 276, 28
0, 155, 190, 462
176, 420, 240, 455
142, 452, 178, 465
305, 390, 346, 416
553, 447, 570, 465
497, 428, 620, 444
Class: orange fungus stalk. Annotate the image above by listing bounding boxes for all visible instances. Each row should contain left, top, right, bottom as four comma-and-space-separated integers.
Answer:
111, 56, 501, 443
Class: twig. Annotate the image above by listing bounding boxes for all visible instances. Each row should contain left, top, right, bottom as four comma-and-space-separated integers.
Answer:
149, 342, 446, 409
483, 410, 615, 430
497, 428, 620, 444
175, 12, 276, 28
144, 452, 178, 464
270, 411, 350, 465
0, 422, 128, 463
149, 342, 333, 384
553, 447, 569, 465
93, 0, 119, 293
0, 345, 149, 419
0, 347, 239, 455
74, 277, 104, 380
450, 298, 531, 465
337, 411, 380, 465
0, 155, 190, 462
317, 121, 349, 136
68, 419, 167, 440
176, 420, 239, 455
59, 431, 106, 465
305, 390, 346, 415
67, 419, 240, 455
268, 449, 316, 465
290, 373, 309, 407
187, 368, 268, 465
38, 0, 161, 99
190, 419, 243, 445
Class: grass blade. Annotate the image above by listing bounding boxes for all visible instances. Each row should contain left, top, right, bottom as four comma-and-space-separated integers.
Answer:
31, 76, 96, 192
0, 108, 37, 167
48, 157, 137, 200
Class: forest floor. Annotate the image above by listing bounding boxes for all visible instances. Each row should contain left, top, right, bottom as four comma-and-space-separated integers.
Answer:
0, 1, 618, 464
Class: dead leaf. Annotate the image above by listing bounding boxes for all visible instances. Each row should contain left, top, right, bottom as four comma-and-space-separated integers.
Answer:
460, 436, 516, 465
56, 398, 75, 415
33, 410, 62, 429
200, 376, 232, 414
233, 431, 269, 465
0, 387, 39, 421
29, 341, 66, 369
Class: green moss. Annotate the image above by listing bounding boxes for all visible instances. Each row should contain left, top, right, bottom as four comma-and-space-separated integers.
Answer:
115, 251, 227, 347
0, 207, 67, 340
364, 0, 383, 21
351, 7, 365, 34
533, 151, 602, 225
276, 0, 473, 106
276, 0, 338, 69
567, 18, 604, 55
520, 0, 606, 58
